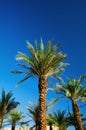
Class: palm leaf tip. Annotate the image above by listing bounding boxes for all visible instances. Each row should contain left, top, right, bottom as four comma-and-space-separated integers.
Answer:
80, 74, 86, 82
56, 84, 62, 88
16, 52, 24, 60
64, 54, 67, 58
82, 97, 86, 102
26, 40, 34, 50
11, 70, 18, 74
16, 75, 31, 87
62, 63, 69, 67
46, 40, 52, 52
40, 37, 44, 52
47, 98, 59, 110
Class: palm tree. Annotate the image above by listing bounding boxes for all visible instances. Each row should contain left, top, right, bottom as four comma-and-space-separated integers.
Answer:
54, 75, 86, 130
0, 89, 19, 130
47, 110, 68, 130
12, 38, 67, 130
4, 109, 28, 130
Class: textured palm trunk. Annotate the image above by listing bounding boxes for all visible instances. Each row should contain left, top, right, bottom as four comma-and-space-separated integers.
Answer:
50, 124, 53, 130
35, 123, 39, 130
12, 125, 15, 130
71, 98, 83, 130
38, 75, 47, 130
0, 116, 3, 130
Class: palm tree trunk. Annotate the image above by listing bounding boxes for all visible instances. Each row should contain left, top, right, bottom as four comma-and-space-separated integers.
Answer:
71, 98, 83, 130
50, 124, 53, 130
38, 75, 47, 130
0, 116, 3, 130
35, 123, 39, 130
12, 125, 15, 130
0, 123, 2, 130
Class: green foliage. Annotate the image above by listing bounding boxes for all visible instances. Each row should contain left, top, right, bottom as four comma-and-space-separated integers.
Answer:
55, 75, 86, 101
12, 38, 67, 86
0, 89, 19, 116
4, 109, 28, 128
46, 98, 59, 110
47, 110, 68, 130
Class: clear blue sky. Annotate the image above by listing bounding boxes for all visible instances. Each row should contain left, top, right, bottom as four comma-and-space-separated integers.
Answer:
0, 0, 86, 129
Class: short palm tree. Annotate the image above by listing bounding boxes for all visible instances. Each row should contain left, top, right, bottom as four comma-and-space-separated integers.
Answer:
0, 89, 19, 130
12, 38, 67, 130
4, 109, 28, 130
26, 102, 39, 130
47, 110, 68, 130
54, 75, 86, 130
66, 112, 75, 127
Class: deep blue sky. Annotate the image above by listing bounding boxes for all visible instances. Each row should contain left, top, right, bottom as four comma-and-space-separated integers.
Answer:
0, 0, 86, 129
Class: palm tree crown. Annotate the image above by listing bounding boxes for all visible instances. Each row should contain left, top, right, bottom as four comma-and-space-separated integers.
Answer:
55, 75, 86, 101
12, 38, 67, 85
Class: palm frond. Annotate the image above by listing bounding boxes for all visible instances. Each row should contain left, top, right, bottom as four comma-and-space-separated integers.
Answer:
50, 52, 66, 67
40, 38, 44, 53
1, 88, 5, 103
16, 52, 34, 66
11, 70, 29, 75
46, 40, 52, 53
17, 63, 29, 69
45, 52, 67, 76
44, 45, 57, 64
5, 91, 13, 104
51, 74, 63, 81
46, 98, 59, 110
26, 40, 39, 62
35, 40, 39, 51
47, 113, 55, 125
76, 75, 86, 86
16, 75, 31, 87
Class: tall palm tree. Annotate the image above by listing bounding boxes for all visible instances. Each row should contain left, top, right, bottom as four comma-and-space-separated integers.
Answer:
4, 109, 28, 130
0, 89, 19, 130
54, 75, 86, 130
12, 38, 67, 130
